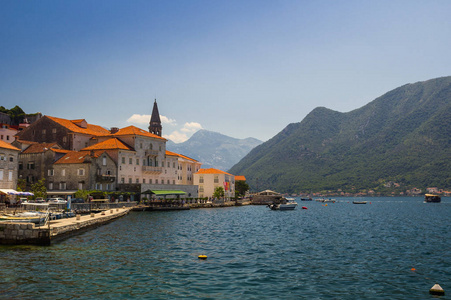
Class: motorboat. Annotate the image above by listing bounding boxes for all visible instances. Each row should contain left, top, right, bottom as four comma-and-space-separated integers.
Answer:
352, 201, 367, 204
0, 211, 48, 224
424, 194, 441, 203
268, 198, 298, 210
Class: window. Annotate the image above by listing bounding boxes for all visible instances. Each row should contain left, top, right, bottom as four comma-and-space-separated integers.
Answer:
19, 162, 23, 170
78, 168, 85, 176
149, 179, 152, 184
62, 169, 66, 176
103, 157, 107, 166
42, 129, 46, 134
60, 182, 67, 190
214, 176, 219, 183
49, 182, 53, 190
143, 179, 146, 184
106, 183, 110, 190
129, 158, 132, 164
6, 136, 9, 141
140, 143, 143, 149
167, 180, 170, 184
63, 136, 67, 143
121, 178, 125, 183
136, 178, 139, 183
129, 178, 132, 183
167, 162, 170, 167
199, 176, 204, 183
48, 169, 54, 176
78, 182, 83, 190
136, 159, 139, 165
9, 156, 13, 162
122, 157, 125, 164
173, 162, 175, 168
27, 162, 35, 170
173, 180, 175, 184
155, 179, 158, 184
0, 170, 3, 180
199, 186, 204, 192
52, 128, 57, 134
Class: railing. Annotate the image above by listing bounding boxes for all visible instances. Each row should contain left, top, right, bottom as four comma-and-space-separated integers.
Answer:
145, 149, 159, 156
142, 166, 163, 174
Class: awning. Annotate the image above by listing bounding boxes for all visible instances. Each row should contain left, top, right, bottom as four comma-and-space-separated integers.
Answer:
143, 190, 186, 196
0, 189, 34, 196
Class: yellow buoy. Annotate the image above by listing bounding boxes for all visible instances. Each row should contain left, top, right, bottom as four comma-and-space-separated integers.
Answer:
430, 283, 445, 296
198, 255, 207, 260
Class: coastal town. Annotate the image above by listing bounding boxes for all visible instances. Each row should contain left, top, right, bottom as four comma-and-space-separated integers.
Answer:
0, 101, 247, 209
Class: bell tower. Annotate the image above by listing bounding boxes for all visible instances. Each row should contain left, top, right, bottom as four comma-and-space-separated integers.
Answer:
149, 99, 162, 136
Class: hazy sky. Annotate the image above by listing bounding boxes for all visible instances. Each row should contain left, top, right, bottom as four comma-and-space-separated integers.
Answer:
1, 1, 450, 143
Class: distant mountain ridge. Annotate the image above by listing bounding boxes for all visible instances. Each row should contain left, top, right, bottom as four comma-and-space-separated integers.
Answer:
166, 130, 263, 171
228, 76, 451, 194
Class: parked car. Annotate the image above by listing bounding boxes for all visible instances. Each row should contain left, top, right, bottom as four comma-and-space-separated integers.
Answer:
48, 198, 67, 204
71, 198, 85, 203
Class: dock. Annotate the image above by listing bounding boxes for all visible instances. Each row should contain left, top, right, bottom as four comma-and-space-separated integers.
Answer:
0, 207, 132, 246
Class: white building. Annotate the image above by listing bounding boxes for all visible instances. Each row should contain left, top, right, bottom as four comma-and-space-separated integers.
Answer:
194, 168, 235, 200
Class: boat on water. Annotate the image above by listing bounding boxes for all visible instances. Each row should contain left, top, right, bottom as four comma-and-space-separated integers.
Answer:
315, 198, 336, 203
352, 201, 367, 204
0, 203, 50, 224
300, 197, 313, 201
424, 194, 441, 203
0, 211, 48, 224
268, 198, 298, 210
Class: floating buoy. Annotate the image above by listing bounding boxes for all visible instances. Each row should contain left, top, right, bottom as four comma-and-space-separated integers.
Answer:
410, 268, 416, 272
302, 206, 308, 209
430, 283, 445, 296
198, 255, 207, 260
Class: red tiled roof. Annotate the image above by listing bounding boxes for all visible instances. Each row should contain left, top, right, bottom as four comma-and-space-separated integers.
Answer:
22, 143, 61, 154
82, 138, 133, 151
54, 150, 98, 164
47, 116, 110, 136
165, 150, 199, 162
0, 140, 20, 151
109, 126, 166, 140
235, 175, 246, 181
195, 168, 233, 176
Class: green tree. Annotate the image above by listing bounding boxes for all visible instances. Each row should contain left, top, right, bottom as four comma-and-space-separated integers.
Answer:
31, 178, 47, 199
235, 180, 249, 198
213, 187, 224, 199
17, 179, 26, 192
74, 190, 90, 200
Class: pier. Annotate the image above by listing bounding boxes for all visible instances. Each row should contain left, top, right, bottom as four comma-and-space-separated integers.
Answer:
0, 207, 132, 246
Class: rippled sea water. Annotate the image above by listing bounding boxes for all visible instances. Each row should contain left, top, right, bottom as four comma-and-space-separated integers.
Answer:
1, 197, 450, 299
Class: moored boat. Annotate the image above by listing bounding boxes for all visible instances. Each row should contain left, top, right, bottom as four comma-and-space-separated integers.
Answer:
352, 201, 367, 204
424, 194, 441, 203
268, 198, 298, 210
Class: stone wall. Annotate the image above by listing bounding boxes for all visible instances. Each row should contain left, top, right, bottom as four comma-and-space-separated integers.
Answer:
0, 223, 50, 245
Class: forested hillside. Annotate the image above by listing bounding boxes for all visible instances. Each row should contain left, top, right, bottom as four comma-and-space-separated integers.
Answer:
229, 77, 451, 195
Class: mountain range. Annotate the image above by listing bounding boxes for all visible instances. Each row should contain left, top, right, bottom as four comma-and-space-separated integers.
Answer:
166, 129, 263, 171
228, 76, 451, 194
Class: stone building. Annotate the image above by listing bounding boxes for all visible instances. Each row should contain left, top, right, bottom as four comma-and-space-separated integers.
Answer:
16, 116, 110, 151
0, 140, 20, 190
16, 143, 69, 190
52, 150, 117, 193
193, 168, 235, 200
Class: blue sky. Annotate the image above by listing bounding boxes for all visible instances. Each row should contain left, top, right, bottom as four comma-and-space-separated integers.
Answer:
1, 0, 450, 142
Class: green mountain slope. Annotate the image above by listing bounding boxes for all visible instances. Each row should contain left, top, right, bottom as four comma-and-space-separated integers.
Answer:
229, 77, 451, 194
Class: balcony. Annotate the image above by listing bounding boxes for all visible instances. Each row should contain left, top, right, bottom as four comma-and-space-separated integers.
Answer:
145, 149, 160, 156
96, 174, 116, 183
142, 166, 163, 174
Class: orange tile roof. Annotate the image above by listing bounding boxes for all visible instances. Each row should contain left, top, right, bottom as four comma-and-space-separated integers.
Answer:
195, 168, 233, 176
82, 138, 133, 151
47, 116, 110, 136
109, 126, 166, 140
0, 140, 20, 151
165, 150, 199, 162
22, 143, 61, 154
54, 150, 99, 164
235, 175, 246, 181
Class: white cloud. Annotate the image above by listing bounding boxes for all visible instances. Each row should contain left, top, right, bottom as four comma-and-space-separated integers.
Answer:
181, 122, 203, 133
127, 114, 150, 124
160, 115, 177, 126
164, 122, 203, 143
127, 114, 176, 126
163, 131, 188, 143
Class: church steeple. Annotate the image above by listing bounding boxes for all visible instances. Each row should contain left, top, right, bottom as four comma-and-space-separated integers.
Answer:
149, 99, 162, 136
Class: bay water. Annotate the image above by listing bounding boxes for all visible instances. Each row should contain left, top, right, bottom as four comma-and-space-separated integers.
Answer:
1, 197, 450, 299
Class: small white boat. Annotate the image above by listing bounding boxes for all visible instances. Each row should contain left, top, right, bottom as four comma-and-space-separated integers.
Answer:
0, 211, 48, 224
268, 198, 298, 210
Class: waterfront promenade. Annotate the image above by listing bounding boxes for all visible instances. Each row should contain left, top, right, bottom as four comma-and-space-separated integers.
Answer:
0, 207, 132, 245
